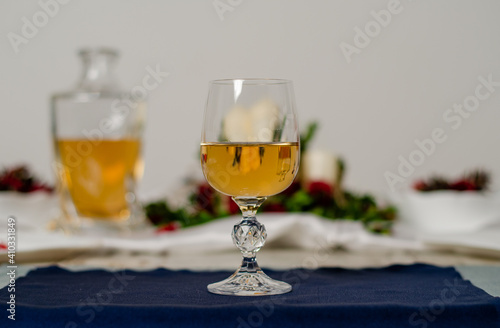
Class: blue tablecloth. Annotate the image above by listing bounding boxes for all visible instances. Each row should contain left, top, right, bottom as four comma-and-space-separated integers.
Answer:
1, 264, 499, 327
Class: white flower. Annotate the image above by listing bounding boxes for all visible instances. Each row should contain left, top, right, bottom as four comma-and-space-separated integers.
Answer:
250, 99, 280, 142
223, 99, 280, 142
223, 106, 250, 142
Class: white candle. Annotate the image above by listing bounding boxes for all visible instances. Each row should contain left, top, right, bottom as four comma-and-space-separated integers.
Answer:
302, 149, 337, 187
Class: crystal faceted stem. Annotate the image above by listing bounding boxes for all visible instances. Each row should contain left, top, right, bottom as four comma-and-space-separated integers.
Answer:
207, 197, 292, 296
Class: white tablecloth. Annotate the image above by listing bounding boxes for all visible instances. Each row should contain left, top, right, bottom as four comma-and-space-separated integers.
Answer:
1, 192, 499, 263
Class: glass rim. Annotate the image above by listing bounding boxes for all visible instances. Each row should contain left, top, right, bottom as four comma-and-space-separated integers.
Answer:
209, 78, 292, 86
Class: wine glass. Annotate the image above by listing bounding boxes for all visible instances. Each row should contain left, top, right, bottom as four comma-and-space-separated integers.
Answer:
201, 79, 300, 296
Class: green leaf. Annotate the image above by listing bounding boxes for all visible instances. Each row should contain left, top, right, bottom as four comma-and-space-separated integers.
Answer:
285, 190, 314, 211
300, 122, 318, 153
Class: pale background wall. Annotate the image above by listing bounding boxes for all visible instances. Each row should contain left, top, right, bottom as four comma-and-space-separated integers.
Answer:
1, 0, 499, 199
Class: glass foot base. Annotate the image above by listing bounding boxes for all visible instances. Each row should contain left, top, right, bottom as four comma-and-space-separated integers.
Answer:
208, 269, 292, 296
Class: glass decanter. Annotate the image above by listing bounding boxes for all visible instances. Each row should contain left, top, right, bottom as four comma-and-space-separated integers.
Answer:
51, 48, 146, 233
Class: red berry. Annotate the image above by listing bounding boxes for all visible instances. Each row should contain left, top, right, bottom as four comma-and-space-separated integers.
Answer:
265, 203, 286, 212
413, 181, 427, 191
156, 222, 179, 233
308, 181, 333, 196
195, 183, 215, 213
450, 180, 477, 191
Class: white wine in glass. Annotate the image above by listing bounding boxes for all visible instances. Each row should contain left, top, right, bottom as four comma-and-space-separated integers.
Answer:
201, 79, 300, 296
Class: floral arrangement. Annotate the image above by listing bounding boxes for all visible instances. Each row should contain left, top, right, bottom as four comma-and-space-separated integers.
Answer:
413, 170, 490, 192
145, 123, 397, 234
0, 124, 398, 234
0, 165, 53, 193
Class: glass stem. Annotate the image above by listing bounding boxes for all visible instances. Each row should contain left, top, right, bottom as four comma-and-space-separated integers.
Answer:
234, 197, 267, 218
240, 256, 260, 274
231, 197, 267, 271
